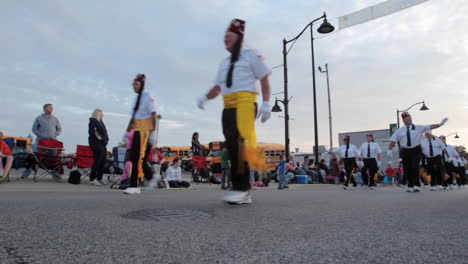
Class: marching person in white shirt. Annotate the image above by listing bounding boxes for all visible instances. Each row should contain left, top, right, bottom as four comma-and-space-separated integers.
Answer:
421, 132, 446, 191
358, 134, 382, 189
439, 135, 459, 190
453, 156, 467, 189
331, 135, 361, 190
388, 112, 448, 193
197, 19, 272, 205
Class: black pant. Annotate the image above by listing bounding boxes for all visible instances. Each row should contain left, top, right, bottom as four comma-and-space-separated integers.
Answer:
89, 141, 107, 181
168, 180, 190, 188
222, 105, 256, 192
401, 146, 422, 188
456, 166, 466, 186
426, 155, 443, 186
443, 162, 454, 187
361, 158, 378, 187
343, 158, 357, 187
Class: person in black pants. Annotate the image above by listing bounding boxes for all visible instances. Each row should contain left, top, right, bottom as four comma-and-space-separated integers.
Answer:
330, 135, 361, 190
358, 134, 382, 189
421, 132, 446, 190
388, 112, 448, 193
88, 109, 109, 186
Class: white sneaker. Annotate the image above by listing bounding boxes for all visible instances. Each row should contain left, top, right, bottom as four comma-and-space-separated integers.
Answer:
430, 186, 438, 191
223, 191, 250, 204
89, 180, 102, 186
99, 179, 108, 185
443, 186, 448, 190
369, 186, 375, 190
457, 186, 462, 189
413, 186, 421, 192
0, 168, 4, 177
124, 187, 141, 194
399, 184, 406, 188
343, 186, 348, 190
437, 185, 443, 190
407, 187, 414, 193
449, 185, 455, 189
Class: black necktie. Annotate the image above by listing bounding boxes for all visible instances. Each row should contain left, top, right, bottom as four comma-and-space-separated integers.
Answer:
345, 144, 349, 158
367, 143, 371, 158
442, 146, 446, 162
429, 139, 434, 157
406, 126, 411, 147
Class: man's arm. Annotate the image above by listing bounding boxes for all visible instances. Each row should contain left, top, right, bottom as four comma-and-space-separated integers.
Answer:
260, 76, 271, 102
206, 85, 221, 99
32, 117, 41, 137
55, 118, 62, 137
429, 117, 448, 130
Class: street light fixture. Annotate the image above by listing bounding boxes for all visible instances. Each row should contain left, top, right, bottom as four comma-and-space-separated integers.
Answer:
275, 12, 335, 160
396, 101, 429, 128
444, 132, 460, 139
272, 99, 282, 112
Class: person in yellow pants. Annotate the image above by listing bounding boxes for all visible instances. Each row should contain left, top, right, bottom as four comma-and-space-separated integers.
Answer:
124, 74, 158, 195
197, 19, 272, 205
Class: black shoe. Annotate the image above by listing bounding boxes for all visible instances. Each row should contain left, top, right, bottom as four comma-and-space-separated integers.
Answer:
283, 186, 289, 189
277, 186, 284, 190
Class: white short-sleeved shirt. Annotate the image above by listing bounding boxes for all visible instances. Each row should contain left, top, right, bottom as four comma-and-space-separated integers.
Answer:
214, 49, 271, 96
131, 91, 157, 120
389, 125, 431, 149
453, 157, 467, 167
359, 142, 382, 159
421, 137, 445, 157
443, 144, 459, 163
332, 144, 361, 159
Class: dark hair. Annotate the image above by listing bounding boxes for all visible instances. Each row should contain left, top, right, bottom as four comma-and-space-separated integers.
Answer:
286, 158, 290, 163
131, 74, 146, 121
192, 132, 199, 140
43, 103, 53, 110
226, 33, 244, 88
172, 157, 180, 165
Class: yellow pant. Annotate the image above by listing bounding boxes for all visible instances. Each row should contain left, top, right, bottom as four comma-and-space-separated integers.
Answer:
133, 118, 153, 179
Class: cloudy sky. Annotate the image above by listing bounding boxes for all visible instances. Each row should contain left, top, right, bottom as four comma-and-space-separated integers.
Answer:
1, 0, 467, 153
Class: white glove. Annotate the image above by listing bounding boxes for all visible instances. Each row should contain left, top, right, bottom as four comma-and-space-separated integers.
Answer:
122, 132, 128, 144
377, 161, 382, 168
197, 95, 208, 110
257, 101, 271, 123
387, 150, 393, 158
439, 117, 448, 127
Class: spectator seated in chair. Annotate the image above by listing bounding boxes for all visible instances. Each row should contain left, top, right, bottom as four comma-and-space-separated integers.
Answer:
0, 131, 14, 182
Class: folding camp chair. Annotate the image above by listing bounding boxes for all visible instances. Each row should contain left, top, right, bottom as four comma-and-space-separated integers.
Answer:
75, 145, 94, 181
33, 139, 65, 182
109, 147, 126, 183
0, 138, 15, 183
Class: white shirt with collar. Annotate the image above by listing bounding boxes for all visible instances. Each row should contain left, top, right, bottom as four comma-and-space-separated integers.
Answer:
453, 157, 467, 167
215, 49, 271, 96
421, 137, 445, 158
359, 141, 382, 159
389, 124, 431, 149
333, 144, 361, 159
131, 91, 157, 120
442, 144, 459, 163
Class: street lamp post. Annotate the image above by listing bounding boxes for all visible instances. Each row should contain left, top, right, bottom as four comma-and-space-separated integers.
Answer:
274, 12, 334, 160
318, 63, 332, 150
396, 101, 429, 128
444, 132, 460, 139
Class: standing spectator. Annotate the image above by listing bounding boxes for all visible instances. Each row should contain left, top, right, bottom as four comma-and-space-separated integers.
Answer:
166, 158, 190, 188
88, 109, 109, 186
221, 143, 231, 190
23, 103, 62, 177
0, 131, 13, 182
385, 163, 396, 186
277, 154, 288, 189
191, 132, 205, 183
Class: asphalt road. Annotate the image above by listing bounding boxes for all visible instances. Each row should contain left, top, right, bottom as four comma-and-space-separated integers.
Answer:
1, 171, 467, 264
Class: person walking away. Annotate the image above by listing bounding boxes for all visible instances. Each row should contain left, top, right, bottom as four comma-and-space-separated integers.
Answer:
196, 19, 272, 204
88, 109, 109, 186
388, 112, 447, 193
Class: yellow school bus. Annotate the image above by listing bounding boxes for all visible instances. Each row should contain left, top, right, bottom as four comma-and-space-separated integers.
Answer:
258, 143, 286, 172
2, 136, 32, 151
159, 146, 192, 170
